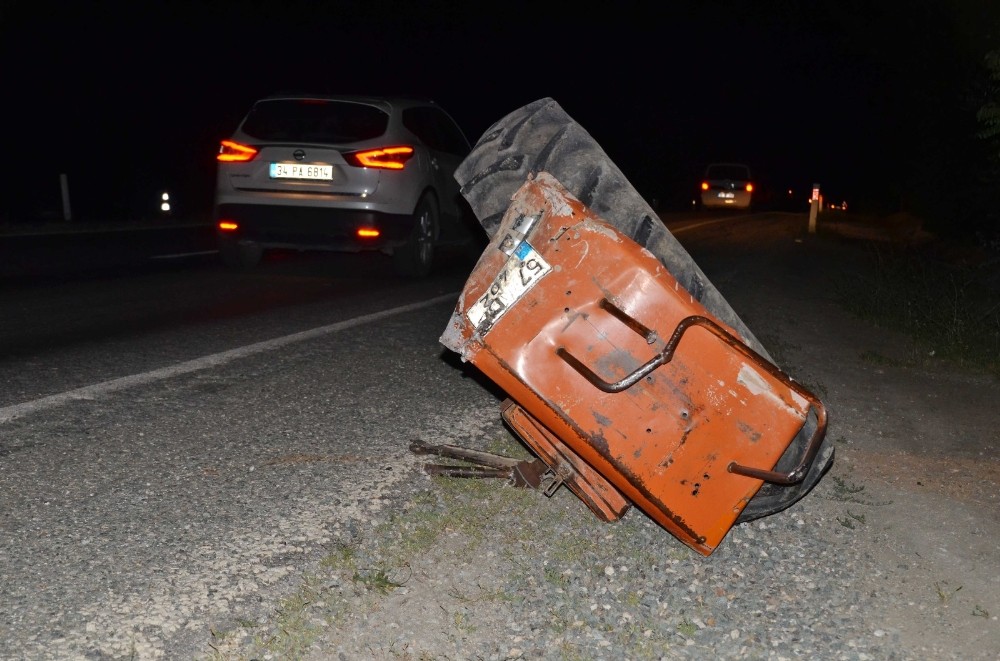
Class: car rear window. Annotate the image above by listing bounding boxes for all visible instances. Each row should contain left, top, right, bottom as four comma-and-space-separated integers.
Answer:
402, 107, 470, 157
706, 165, 750, 181
240, 100, 389, 143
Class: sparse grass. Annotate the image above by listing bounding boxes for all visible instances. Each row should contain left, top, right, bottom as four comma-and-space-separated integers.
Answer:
353, 567, 405, 594
205, 615, 274, 659
554, 640, 592, 661
859, 349, 904, 367
824, 475, 893, 506
451, 610, 476, 633
935, 581, 963, 604
834, 243, 1000, 377
445, 582, 516, 605
836, 510, 866, 529
377, 474, 541, 566
543, 565, 570, 588
208, 470, 558, 658
319, 541, 358, 570
677, 617, 697, 638
973, 605, 990, 618
251, 583, 324, 659
203, 446, 695, 659
484, 433, 532, 459
206, 628, 231, 658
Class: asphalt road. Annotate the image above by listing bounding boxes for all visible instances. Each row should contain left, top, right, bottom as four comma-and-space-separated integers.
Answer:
0, 230, 495, 657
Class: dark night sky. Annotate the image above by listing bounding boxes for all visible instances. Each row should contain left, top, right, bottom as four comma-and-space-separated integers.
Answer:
2, 0, 997, 221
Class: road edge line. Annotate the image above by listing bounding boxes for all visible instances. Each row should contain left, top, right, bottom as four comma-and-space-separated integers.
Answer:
0, 292, 459, 425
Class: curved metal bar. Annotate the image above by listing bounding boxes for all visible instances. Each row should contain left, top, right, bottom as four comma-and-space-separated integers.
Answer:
555, 347, 664, 393
556, 304, 829, 486
554, 313, 703, 393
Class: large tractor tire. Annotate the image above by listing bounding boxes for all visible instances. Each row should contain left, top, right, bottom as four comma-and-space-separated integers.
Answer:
454, 97, 833, 522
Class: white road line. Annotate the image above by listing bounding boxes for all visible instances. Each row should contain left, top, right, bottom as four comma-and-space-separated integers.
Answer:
0, 292, 460, 424
150, 250, 219, 260
664, 211, 802, 234
668, 212, 771, 234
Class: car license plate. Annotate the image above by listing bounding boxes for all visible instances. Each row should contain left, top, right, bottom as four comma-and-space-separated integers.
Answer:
718, 192, 735, 199
467, 240, 551, 332
269, 163, 333, 180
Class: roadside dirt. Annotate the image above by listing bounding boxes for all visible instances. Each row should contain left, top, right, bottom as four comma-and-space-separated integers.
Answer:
201, 211, 999, 660
686, 215, 1000, 656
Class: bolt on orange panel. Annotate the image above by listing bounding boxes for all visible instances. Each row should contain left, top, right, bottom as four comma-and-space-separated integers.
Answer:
441, 172, 827, 556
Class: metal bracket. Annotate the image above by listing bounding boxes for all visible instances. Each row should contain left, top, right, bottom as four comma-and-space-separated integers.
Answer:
409, 440, 550, 489
541, 469, 564, 498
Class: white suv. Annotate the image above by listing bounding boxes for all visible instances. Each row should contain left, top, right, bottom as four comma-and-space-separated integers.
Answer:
214, 94, 476, 276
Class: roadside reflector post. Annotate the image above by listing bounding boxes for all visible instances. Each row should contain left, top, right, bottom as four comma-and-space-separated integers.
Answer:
808, 183, 820, 234
60, 173, 72, 222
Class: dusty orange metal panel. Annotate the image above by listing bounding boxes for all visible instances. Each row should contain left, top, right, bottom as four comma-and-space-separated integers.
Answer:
441, 172, 827, 556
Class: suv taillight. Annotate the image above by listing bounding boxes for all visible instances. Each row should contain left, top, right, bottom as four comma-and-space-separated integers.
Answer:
344, 146, 414, 170
217, 140, 258, 162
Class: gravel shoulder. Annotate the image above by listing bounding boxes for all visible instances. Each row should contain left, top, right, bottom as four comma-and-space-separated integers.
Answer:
205, 217, 999, 660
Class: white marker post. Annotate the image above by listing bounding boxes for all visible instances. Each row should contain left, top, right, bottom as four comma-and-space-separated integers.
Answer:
60, 173, 72, 221
808, 183, 820, 234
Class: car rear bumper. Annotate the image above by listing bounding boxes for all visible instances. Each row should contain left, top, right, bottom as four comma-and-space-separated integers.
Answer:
215, 203, 414, 252
701, 191, 752, 209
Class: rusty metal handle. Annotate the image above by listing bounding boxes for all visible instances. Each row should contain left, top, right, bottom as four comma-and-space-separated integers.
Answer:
422, 465, 513, 479
556, 304, 828, 485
